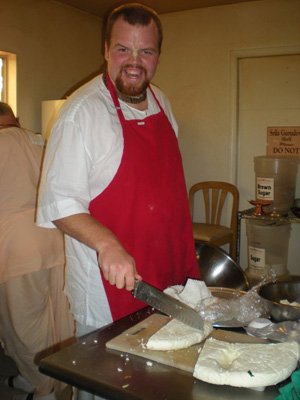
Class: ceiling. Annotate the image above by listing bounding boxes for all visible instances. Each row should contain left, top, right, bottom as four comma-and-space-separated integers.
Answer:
54, 0, 262, 19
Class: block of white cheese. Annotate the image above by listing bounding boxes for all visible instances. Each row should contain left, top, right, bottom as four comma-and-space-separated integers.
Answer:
164, 279, 214, 311
193, 337, 299, 388
146, 318, 213, 351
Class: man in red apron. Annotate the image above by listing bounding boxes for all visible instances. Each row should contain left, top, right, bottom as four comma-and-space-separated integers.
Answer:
38, 3, 199, 332
38, 4, 200, 399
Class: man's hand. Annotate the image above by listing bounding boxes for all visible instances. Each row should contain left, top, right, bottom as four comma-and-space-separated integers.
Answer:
98, 242, 141, 291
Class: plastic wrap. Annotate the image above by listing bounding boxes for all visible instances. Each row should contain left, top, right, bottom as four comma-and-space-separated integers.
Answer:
165, 274, 277, 327
198, 273, 277, 326
245, 320, 300, 343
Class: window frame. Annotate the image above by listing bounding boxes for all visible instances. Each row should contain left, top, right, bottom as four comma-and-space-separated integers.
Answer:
0, 51, 17, 113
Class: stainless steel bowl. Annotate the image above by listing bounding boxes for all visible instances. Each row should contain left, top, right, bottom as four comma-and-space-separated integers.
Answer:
258, 282, 300, 322
195, 241, 250, 291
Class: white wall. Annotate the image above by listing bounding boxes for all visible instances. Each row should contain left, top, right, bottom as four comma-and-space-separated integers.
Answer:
154, 0, 300, 189
153, 0, 300, 273
1, 0, 104, 132
2, 0, 300, 273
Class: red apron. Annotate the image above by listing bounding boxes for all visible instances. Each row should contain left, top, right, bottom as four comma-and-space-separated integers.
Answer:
89, 72, 199, 321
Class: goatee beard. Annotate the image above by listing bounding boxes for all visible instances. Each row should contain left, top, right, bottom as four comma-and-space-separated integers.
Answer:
115, 65, 149, 97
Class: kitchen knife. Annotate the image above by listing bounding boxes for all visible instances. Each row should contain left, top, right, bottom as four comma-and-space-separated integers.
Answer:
132, 279, 204, 330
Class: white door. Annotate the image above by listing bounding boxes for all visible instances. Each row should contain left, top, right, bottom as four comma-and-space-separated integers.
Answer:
236, 53, 300, 275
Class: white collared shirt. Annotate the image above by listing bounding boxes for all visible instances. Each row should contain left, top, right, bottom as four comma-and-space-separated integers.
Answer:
37, 74, 178, 328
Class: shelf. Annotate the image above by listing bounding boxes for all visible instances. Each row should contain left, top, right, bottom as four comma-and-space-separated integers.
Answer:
238, 208, 300, 224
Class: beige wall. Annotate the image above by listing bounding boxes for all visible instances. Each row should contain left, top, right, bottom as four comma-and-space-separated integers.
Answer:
153, 0, 300, 273
154, 0, 300, 190
2, 0, 298, 180
1, 0, 104, 132
1, 0, 300, 271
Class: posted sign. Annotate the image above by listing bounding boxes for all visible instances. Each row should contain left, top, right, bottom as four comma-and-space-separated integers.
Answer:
267, 127, 300, 157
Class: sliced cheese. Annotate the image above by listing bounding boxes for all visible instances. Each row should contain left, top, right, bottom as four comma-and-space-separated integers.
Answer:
146, 318, 213, 351
193, 337, 299, 388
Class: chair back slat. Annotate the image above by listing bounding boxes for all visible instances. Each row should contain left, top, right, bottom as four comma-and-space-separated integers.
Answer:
211, 188, 221, 224
215, 189, 228, 225
202, 188, 210, 223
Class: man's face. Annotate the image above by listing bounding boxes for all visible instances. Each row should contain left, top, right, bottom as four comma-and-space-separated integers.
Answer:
105, 17, 160, 97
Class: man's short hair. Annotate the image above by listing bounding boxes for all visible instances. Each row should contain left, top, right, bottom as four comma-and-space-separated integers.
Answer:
105, 3, 163, 53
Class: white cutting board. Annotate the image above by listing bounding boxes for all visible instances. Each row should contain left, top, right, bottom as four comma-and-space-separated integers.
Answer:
106, 313, 268, 373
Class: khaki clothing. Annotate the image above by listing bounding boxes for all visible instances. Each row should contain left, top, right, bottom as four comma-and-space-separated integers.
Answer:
0, 127, 64, 283
0, 267, 75, 396
0, 127, 75, 396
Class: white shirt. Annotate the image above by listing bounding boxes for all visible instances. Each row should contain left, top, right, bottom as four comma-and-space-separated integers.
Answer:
37, 74, 178, 328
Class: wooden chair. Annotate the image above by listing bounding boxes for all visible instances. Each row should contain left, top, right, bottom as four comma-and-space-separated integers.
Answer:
189, 181, 239, 261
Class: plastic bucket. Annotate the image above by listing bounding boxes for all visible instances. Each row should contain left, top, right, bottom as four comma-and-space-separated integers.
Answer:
245, 219, 291, 285
254, 156, 298, 216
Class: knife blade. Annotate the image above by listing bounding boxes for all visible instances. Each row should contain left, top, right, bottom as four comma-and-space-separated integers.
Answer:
132, 279, 204, 330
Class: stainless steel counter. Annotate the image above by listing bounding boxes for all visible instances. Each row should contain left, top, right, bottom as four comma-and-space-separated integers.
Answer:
39, 307, 286, 400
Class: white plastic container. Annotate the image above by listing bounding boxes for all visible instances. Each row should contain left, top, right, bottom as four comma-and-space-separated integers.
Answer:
254, 156, 299, 216
245, 219, 291, 285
